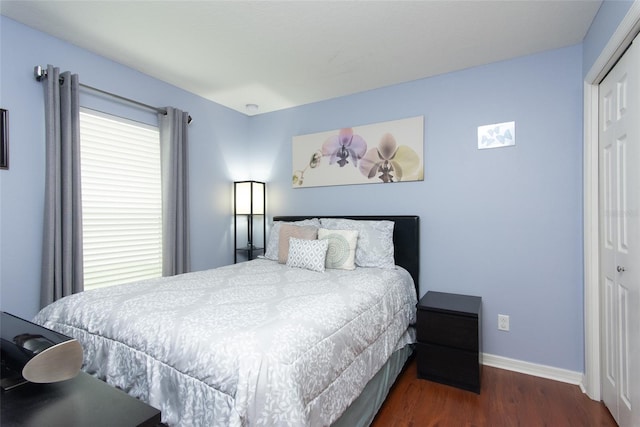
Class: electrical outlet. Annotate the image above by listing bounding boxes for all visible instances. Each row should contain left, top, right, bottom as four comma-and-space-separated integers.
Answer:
498, 314, 510, 331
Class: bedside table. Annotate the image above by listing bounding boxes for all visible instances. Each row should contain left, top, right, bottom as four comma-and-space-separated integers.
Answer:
416, 291, 482, 393
1, 371, 161, 426
235, 245, 264, 262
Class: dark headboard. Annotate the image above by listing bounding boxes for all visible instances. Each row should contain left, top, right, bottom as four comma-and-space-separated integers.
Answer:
273, 215, 420, 295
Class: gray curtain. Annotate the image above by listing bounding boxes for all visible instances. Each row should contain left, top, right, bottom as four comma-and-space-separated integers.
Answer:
159, 107, 190, 276
40, 65, 83, 307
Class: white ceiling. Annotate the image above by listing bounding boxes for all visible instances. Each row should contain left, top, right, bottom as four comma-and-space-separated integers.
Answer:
1, 1, 602, 116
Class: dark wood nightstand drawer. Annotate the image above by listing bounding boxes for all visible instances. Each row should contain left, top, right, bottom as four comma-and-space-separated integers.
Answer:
415, 291, 482, 393
416, 342, 481, 393
417, 310, 479, 351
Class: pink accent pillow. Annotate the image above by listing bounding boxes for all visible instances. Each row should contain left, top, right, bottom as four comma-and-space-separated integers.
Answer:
278, 224, 318, 263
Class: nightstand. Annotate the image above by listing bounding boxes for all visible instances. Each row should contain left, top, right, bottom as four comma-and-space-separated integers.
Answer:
235, 245, 264, 261
416, 291, 482, 393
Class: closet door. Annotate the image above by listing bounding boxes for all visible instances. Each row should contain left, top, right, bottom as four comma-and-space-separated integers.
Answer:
599, 35, 639, 427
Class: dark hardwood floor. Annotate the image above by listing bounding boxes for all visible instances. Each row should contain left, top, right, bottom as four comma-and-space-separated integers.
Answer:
371, 358, 617, 427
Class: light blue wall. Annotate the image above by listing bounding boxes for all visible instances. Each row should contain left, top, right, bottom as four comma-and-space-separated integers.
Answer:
0, 17, 249, 320
583, 0, 634, 76
249, 45, 585, 371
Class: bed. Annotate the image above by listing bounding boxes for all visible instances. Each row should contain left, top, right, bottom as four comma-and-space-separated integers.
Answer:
34, 215, 420, 427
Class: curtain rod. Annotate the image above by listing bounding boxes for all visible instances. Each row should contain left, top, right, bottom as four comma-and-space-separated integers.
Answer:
34, 65, 193, 124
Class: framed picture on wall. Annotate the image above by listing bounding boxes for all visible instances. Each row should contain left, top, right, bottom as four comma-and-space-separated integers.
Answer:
292, 116, 424, 188
0, 108, 8, 170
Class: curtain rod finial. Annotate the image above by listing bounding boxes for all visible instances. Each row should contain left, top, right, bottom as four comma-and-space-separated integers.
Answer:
34, 65, 46, 81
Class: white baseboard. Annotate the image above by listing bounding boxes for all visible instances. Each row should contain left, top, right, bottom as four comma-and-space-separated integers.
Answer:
482, 353, 584, 389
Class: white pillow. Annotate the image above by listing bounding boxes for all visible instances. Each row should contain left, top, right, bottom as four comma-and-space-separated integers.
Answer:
320, 218, 395, 269
263, 218, 321, 260
318, 228, 358, 270
286, 237, 328, 272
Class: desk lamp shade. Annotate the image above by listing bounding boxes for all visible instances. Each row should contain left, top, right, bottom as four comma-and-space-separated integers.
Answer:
1, 312, 83, 385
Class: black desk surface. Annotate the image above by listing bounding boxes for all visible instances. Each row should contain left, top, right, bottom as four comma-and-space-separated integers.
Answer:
1, 371, 161, 427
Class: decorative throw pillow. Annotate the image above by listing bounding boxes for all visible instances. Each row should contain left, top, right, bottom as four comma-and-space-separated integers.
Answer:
320, 218, 395, 269
286, 237, 328, 272
264, 218, 321, 261
278, 224, 319, 264
318, 228, 358, 270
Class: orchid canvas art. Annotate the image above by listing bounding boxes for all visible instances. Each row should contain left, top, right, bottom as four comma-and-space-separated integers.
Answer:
292, 116, 424, 188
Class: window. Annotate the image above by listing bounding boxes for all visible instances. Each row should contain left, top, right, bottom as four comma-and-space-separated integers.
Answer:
79, 109, 162, 290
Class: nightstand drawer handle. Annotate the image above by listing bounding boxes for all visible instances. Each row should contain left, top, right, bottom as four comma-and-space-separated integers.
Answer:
617, 265, 626, 273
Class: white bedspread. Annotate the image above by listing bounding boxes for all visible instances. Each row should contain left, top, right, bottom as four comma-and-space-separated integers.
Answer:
34, 259, 417, 427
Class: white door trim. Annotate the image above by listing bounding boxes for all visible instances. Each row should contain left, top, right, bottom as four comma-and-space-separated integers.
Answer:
583, 1, 640, 401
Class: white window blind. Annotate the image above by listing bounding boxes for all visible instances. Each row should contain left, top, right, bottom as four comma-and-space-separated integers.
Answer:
79, 109, 162, 290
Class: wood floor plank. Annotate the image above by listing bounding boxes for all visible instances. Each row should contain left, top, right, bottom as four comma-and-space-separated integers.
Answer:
371, 359, 617, 427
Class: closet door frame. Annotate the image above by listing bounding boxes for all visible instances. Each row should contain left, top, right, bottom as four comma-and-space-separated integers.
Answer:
583, 2, 640, 401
